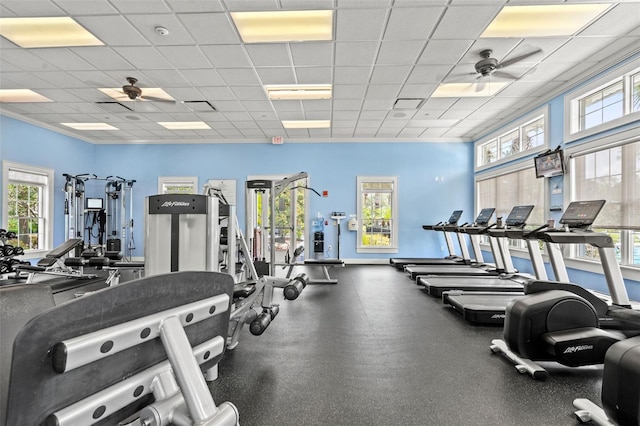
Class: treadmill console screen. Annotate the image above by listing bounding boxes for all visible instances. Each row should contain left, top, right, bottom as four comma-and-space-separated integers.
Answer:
559, 200, 606, 226
447, 210, 463, 224
474, 208, 495, 226
505, 205, 534, 227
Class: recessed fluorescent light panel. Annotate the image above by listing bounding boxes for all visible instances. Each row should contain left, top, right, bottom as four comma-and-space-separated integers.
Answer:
282, 120, 331, 129
98, 87, 175, 102
0, 17, 103, 48
158, 121, 211, 130
481, 4, 611, 38
265, 84, 332, 100
61, 123, 119, 130
231, 10, 333, 43
0, 89, 52, 102
431, 82, 509, 98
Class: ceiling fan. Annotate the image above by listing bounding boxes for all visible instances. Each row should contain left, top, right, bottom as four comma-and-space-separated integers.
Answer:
472, 48, 541, 91
119, 77, 175, 103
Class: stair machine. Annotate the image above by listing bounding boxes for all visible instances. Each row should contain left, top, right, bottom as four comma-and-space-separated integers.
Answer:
389, 209, 464, 270
145, 192, 309, 351
490, 200, 640, 380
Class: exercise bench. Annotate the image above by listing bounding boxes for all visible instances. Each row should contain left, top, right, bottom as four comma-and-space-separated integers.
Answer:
1, 271, 239, 426
16, 238, 95, 282
285, 258, 344, 284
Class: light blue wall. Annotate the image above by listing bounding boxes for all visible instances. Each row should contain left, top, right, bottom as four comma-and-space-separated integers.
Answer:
1, 114, 475, 260
0, 115, 96, 244
91, 141, 474, 260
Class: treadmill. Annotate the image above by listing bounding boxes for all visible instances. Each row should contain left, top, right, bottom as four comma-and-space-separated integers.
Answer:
418, 205, 536, 297
404, 208, 510, 281
442, 200, 607, 325
389, 210, 466, 271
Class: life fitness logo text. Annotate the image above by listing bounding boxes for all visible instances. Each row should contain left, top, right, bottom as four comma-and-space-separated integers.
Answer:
160, 201, 190, 207
563, 345, 594, 354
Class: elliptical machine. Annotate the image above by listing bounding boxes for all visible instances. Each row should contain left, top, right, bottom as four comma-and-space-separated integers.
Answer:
490, 200, 640, 379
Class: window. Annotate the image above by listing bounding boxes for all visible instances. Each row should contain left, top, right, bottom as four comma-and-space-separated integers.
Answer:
476, 109, 547, 169
2, 161, 53, 254
158, 176, 198, 194
569, 139, 640, 267
357, 176, 398, 253
566, 60, 640, 141
476, 166, 545, 249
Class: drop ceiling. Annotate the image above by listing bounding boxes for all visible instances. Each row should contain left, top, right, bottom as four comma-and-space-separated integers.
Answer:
1, 0, 639, 144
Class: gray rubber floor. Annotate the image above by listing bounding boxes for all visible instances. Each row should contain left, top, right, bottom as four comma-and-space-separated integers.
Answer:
211, 265, 602, 426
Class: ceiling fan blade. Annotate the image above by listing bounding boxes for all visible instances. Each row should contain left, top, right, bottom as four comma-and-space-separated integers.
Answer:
476, 80, 486, 92
492, 70, 519, 80
497, 48, 542, 68
139, 95, 176, 103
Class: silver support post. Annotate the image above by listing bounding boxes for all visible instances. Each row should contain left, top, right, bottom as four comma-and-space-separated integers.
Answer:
599, 246, 631, 307
546, 242, 569, 282
497, 237, 515, 274
269, 181, 277, 276
488, 236, 505, 271
159, 315, 218, 423
526, 240, 548, 280
469, 234, 484, 264
456, 233, 471, 262
227, 205, 237, 281
443, 231, 456, 257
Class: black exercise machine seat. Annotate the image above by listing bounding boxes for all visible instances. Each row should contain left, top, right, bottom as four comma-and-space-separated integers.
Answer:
304, 259, 344, 265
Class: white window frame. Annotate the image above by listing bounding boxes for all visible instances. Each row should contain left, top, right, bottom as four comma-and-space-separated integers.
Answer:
475, 106, 549, 172
157, 176, 198, 194
564, 126, 640, 282
564, 58, 640, 143
2, 160, 54, 257
356, 176, 399, 254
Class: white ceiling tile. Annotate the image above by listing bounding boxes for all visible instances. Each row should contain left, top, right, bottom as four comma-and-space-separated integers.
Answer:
332, 119, 357, 128
30, 48, 96, 71
272, 100, 303, 112
308, 128, 331, 138
208, 100, 245, 111
545, 37, 618, 63
333, 84, 367, 99
333, 99, 362, 110
335, 42, 380, 66
223, 112, 253, 121
29, 71, 87, 88
384, 6, 443, 40
157, 46, 212, 69
579, 4, 640, 37
181, 69, 226, 86
218, 68, 262, 85
231, 86, 267, 100
109, 1, 171, 13
291, 43, 333, 67
71, 47, 135, 71
362, 99, 393, 110
431, 5, 502, 39
54, 1, 117, 15
334, 67, 372, 84
365, 84, 401, 99
0, 1, 64, 16
166, 0, 225, 13
113, 47, 174, 70
200, 45, 251, 68
295, 67, 333, 84
76, 15, 150, 46
126, 14, 197, 46
244, 101, 275, 112
360, 110, 387, 119
399, 84, 437, 98
397, 128, 423, 137
332, 110, 360, 120
1, 49, 57, 71
135, 69, 193, 87
418, 40, 474, 65
34, 89, 85, 103
406, 65, 453, 84
256, 67, 297, 85
178, 13, 239, 44
589, 37, 640, 63
376, 41, 425, 65
305, 111, 331, 120
337, 0, 392, 8
198, 86, 238, 100
222, 0, 279, 11
302, 100, 331, 111
336, 8, 388, 41
369, 66, 412, 83
245, 44, 292, 67
2, 72, 56, 89
163, 87, 203, 101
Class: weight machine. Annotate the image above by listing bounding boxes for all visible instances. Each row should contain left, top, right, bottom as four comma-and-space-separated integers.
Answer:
105, 176, 136, 260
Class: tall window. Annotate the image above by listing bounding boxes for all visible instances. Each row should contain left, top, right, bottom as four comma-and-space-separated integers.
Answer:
476, 110, 546, 169
2, 161, 53, 253
570, 140, 640, 266
477, 166, 545, 248
566, 61, 640, 141
357, 176, 398, 253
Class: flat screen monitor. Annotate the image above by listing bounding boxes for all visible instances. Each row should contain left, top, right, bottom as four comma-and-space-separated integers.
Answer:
474, 208, 495, 226
505, 205, 534, 227
86, 197, 104, 210
535, 150, 565, 178
559, 200, 606, 226
447, 210, 463, 224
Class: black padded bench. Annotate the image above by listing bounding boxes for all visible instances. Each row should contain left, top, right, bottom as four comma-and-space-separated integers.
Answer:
286, 258, 344, 284
1, 271, 238, 426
